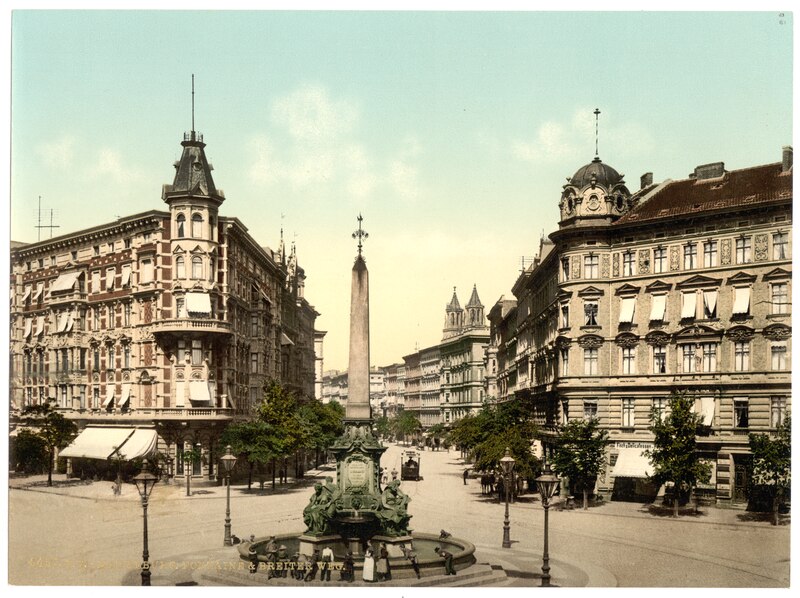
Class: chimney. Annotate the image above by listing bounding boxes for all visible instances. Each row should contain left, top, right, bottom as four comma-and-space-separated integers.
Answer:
640, 172, 653, 190
782, 146, 793, 172
693, 162, 725, 180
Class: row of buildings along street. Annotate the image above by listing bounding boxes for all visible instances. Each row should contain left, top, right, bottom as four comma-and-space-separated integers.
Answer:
9, 117, 792, 508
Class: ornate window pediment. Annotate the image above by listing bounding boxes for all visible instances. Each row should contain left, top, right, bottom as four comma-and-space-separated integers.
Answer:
645, 331, 670, 346
763, 267, 792, 281
172, 246, 185, 255
727, 272, 757, 285
614, 333, 639, 348
677, 274, 723, 289
615, 283, 641, 296
577, 285, 605, 298
577, 334, 603, 349
645, 280, 672, 293
556, 289, 573, 301
675, 323, 723, 340
726, 326, 755, 342
763, 323, 791, 341
555, 335, 572, 348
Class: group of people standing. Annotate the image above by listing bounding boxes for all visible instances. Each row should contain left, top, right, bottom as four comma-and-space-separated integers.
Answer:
361, 542, 391, 582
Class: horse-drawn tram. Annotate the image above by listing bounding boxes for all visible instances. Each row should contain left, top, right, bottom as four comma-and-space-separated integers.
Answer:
400, 451, 421, 481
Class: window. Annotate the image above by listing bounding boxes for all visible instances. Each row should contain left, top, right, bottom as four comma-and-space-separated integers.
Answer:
191, 256, 203, 279
124, 238, 131, 249
622, 251, 636, 276
38, 258, 44, 269
622, 397, 635, 427
105, 267, 115, 291
681, 291, 697, 320
771, 396, 787, 427
58, 386, 68, 408
93, 349, 100, 371
701, 343, 717, 372
621, 346, 636, 374
176, 255, 185, 279
61, 349, 69, 372
251, 313, 259, 335
79, 348, 86, 370
736, 237, 751, 264
124, 302, 131, 326
619, 297, 636, 324
92, 388, 100, 410
584, 301, 598, 326
584, 255, 599, 279
251, 352, 259, 374
209, 256, 216, 282
51, 256, 57, 266
176, 444, 184, 475
584, 347, 598, 375
652, 397, 666, 422
560, 348, 569, 376
92, 270, 101, 293
734, 341, 750, 371
176, 213, 186, 238
682, 345, 696, 373
683, 243, 697, 270
773, 232, 788, 260
703, 240, 718, 268
176, 297, 185, 318
192, 340, 203, 366
771, 283, 789, 314
561, 400, 569, 424
191, 213, 203, 238
583, 400, 598, 420
560, 303, 570, 328
734, 398, 749, 428
177, 340, 189, 363
123, 345, 131, 369
653, 345, 666, 374
121, 264, 132, 287
93, 245, 100, 256
93, 308, 100, 331
107, 305, 115, 329
140, 259, 154, 283
561, 258, 570, 281
771, 343, 787, 370
702, 290, 718, 319
732, 287, 750, 316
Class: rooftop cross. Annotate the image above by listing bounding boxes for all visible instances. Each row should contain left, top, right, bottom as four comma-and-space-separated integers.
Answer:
352, 213, 368, 256
594, 108, 601, 159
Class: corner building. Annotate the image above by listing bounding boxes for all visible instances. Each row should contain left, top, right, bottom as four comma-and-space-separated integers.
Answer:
10, 128, 319, 482
489, 147, 792, 505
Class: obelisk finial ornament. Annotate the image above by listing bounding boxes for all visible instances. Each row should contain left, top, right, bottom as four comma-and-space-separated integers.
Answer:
352, 213, 368, 257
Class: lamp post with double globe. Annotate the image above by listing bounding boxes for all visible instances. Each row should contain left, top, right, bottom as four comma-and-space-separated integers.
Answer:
535, 463, 560, 587
220, 445, 237, 546
133, 461, 158, 586
499, 448, 515, 549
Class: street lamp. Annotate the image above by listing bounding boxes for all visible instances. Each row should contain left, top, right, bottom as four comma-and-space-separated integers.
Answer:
133, 461, 158, 586
499, 448, 515, 549
220, 445, 237, 546
535, 462, 560, 587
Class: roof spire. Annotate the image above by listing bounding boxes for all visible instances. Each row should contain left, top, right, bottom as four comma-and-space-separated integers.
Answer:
594, 108, 601, 161
191, 74, 196, 139
352, 213, 368, 257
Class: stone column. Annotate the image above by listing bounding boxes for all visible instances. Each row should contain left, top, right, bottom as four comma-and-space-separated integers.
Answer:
347, 255, 371, 420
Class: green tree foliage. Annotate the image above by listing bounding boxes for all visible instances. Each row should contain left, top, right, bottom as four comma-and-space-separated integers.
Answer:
749, 414, 791, 525
257, 379, 306, 457
220, 419, 277, 489
12, 429, 49, 474
373, 415, 391, 439
644, 391, 711, 517
298, 398, 345, 453
21, 401, 78, 486
391, 410, 422, 444
550, 418, 610, 509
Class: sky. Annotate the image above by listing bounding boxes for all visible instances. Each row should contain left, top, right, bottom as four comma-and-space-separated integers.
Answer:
7, 9, 794, 373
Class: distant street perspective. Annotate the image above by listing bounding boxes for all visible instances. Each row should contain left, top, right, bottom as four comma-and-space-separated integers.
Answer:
8, 442, 790, 587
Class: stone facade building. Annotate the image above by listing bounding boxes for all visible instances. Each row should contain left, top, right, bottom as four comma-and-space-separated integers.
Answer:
9, 127, 319, 482
488, 147, 792, 505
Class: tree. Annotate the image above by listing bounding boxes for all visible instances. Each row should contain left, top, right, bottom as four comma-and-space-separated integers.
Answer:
21, 401, 78, 486
298, 399, 345, 465
470, 402, 539, 484
257, 380, 306, 487
220, 419, 277, 490
12, 429, 49, 474
644, 391, 711, 517
749, 414, 791, 525
391, 410, 422, 445
550, 418, 610, 509
373, 415, 391, 439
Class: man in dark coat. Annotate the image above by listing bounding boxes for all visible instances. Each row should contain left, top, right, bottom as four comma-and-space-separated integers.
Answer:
340, 550, 355, 582
304, 549, 320, 581
435, 546, 455, 575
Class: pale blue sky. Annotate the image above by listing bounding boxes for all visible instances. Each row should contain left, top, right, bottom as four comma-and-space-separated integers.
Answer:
9, 11, 793, 371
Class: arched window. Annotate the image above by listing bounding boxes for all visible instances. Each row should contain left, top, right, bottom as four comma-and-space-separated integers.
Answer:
176, 213, 185, 238
208, 256, 215, 282
175, 255, 185, 279
192, 256, 203, 279
191, 213, 203, 238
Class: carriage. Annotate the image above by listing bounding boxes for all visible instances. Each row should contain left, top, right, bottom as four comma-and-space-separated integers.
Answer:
400, 450, 421, 481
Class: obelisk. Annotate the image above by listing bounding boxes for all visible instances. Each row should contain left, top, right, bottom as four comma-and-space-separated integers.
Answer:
346, 213, 371, 421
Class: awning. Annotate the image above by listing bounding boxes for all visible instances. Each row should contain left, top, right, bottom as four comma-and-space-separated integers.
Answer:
35, 316, 45, 337
281, 332, 294, 346
21, 286, 31, 303
23, 318, 32, 338
619, 297, 636, 323
65, 314, 74, 332
695, 396, 715, 426
59, 427, 136, 460
115, 429, 158, 460
703, 290, 718, 318
732, 287, 750, 315
60, 427, 157, 461
174, 380, 185, 408
259, 288, 272, 305
189, 379, 212, 404
613, 448, 653, 478
118, 384, 131, 409
681, 292, 697, 319
49, 271, 81, 293
649, 294, 667, 321
102, 388, 115, 408
121, 266, 132, 287
186, 292, 211, 315
33, 282, 44, 301
56, 313, 69, 333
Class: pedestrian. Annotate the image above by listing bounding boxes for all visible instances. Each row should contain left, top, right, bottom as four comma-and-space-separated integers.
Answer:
399, 543, 420, 579
304, 549, 320, 581
376, 542, 390, 581
320, 546, 334, 581
247, 543, 259, 574
362, 546, 376, 582
463, 468, 469, 485
435, 546, 456, 576
276, 544, 289, 578
381, 468, 388, 485
391, 468, 398, 481
295, 552, 308, 580
265, 536, 278, 579
289, 551, 300, 579
340, 550, 355, 582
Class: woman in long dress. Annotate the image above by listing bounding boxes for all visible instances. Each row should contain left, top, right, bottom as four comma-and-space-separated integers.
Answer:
362, 546, 376, 582
377, 543, 391, 581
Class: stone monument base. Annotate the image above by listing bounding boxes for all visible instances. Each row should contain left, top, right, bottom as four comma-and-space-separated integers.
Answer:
370, 534, 414, 558
297, 534, 346, 557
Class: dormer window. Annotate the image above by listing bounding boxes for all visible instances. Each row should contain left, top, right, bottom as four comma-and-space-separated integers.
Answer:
176, 213, 186, 238
192, 213, 203, 238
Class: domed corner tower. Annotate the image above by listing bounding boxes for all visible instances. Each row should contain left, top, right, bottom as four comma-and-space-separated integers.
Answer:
558, 156, 632, 229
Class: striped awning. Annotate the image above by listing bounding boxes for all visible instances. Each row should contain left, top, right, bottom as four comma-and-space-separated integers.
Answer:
60, 427, 157, 461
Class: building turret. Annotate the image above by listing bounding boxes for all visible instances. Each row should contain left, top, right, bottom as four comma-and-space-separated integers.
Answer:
465, 284, 485, 327
443, 287, 465, 340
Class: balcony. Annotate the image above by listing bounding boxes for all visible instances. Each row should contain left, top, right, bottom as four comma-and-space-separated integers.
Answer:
151, 318, 233, 337
59, 407, 235, 422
